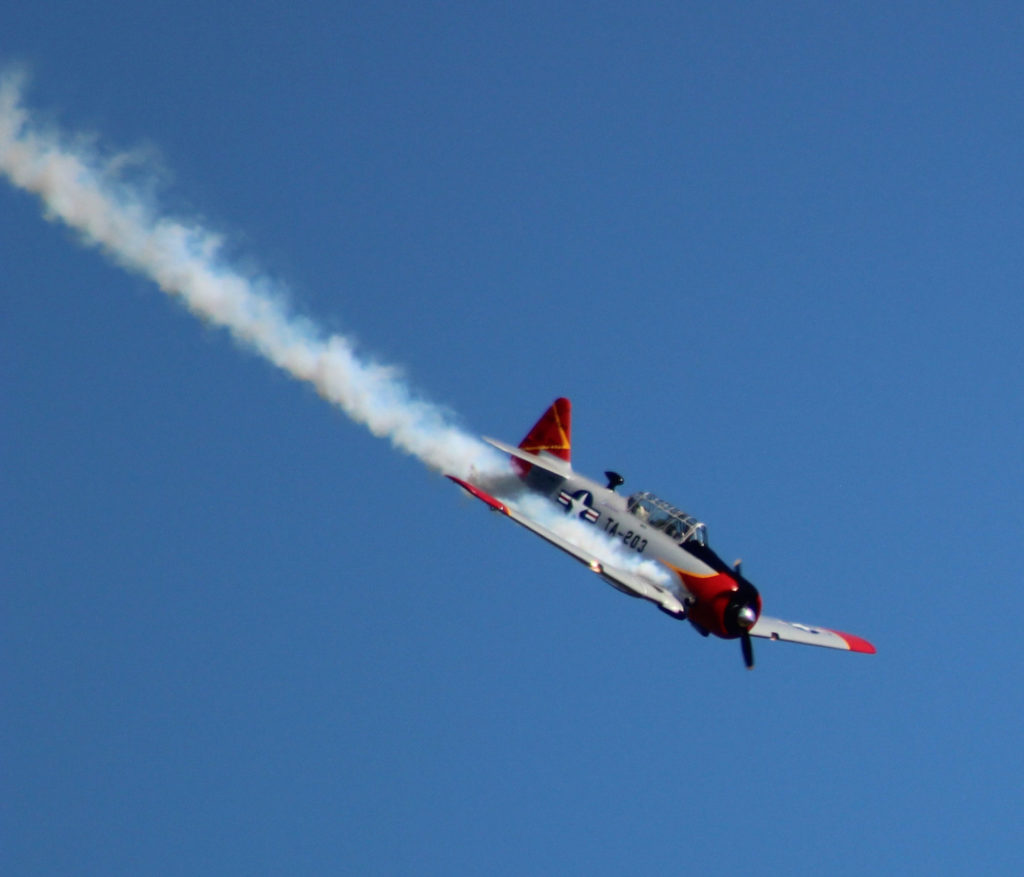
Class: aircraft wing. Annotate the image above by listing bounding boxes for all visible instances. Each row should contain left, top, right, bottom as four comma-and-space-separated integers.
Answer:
447, 475, 686, 615
749, 614, 876, 653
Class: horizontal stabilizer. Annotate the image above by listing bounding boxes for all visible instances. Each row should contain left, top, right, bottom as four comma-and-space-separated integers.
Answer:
483, 437, 573, 479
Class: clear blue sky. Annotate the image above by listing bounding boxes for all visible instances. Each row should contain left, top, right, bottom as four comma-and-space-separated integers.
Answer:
3, 3, 1022, 874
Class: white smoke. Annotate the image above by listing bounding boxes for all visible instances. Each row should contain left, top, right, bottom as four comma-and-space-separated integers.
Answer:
0, 72, 673, 594
512, 493, 676, 589
0, 71, 502, 480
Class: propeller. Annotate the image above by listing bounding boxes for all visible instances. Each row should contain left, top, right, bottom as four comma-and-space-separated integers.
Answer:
730, 559, 759, 670
740, 630, 755, 669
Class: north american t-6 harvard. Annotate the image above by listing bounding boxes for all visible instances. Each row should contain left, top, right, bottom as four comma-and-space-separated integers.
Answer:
449, 398, 874, 669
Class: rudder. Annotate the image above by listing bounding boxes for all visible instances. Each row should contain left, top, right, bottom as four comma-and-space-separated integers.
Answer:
513, 398, 571, 477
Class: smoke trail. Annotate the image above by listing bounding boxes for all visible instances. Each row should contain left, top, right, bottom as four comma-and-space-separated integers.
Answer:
0, 72, 673, 591
0, 71, 501, 479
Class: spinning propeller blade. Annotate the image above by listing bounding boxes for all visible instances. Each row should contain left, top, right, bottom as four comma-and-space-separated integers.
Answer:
741, 631, 755, 669
734, 559, 756, 669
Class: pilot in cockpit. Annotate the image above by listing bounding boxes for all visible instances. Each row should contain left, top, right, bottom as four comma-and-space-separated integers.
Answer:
664, 519, 685, 542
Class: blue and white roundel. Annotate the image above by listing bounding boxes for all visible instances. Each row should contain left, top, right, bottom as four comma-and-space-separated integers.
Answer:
557, 489, 600, 523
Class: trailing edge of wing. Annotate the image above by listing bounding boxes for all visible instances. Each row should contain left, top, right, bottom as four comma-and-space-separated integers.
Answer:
482, 437, 574, 479
447, 475, 684, 614
749, 614, 876, 654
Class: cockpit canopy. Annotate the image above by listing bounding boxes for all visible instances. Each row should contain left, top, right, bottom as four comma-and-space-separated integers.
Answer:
627, 491, 707, 546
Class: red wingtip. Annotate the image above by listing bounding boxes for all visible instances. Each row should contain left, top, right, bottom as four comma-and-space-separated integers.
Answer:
834, 631, 877, 654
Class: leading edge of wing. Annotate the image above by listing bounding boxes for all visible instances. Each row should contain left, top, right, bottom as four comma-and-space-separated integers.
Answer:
446, 475, 685, 614
749, 614, 876, 654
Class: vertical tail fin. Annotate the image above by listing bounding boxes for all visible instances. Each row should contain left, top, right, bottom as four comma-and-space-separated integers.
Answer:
513, 398, 572, 477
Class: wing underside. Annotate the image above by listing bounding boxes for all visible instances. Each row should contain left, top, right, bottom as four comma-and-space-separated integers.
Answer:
749, 615, 876, 653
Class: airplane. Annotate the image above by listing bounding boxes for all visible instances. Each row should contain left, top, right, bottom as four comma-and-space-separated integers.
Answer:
448, 398, 875, 669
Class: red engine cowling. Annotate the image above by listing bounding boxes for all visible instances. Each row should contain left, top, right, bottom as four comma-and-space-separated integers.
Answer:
682, 570, 761, 633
